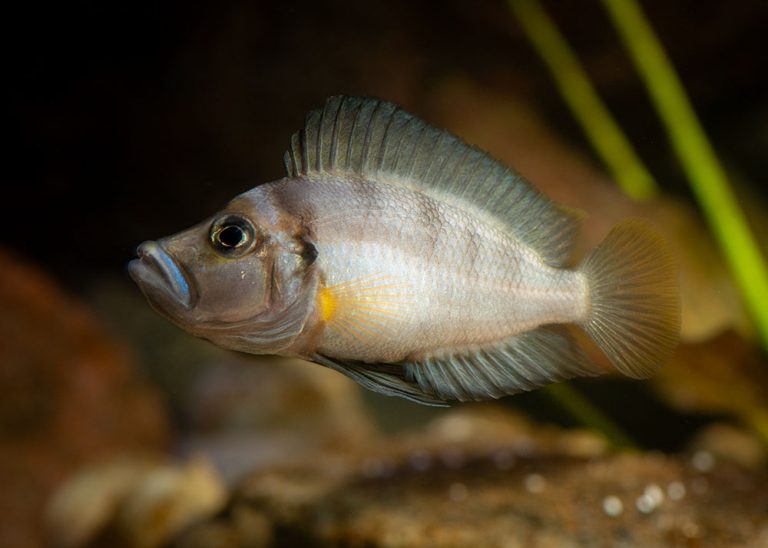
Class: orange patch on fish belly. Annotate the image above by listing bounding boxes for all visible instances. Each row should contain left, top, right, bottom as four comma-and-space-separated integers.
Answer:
317, 275, 413, 344
318, 286, 337, 322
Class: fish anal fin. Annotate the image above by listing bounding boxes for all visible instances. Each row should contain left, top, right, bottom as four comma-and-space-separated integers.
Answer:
404, 326, 600, 402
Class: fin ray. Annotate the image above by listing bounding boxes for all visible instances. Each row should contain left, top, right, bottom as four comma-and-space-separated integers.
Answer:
313, 354, 448, 407
403, 326, 598, 402
286, 96, 580, 266
319, 275, 413, 346
578, 219, 680, 378
313, 326, 603, 404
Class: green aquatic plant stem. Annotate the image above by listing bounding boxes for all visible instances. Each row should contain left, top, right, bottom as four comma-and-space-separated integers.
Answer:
600, 0, 768, 350
508, 0, 658, 201
743, 410, 768, 450
544, 383, 638, 450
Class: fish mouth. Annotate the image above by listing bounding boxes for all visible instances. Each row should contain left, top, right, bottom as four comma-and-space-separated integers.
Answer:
128, 241, 196, 311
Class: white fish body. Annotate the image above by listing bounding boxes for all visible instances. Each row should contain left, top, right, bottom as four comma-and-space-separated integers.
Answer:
280, 176, 585, 362
129, 96, 680, 405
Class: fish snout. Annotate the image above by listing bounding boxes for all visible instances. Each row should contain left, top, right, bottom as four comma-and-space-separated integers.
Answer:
129, 240, 195, 310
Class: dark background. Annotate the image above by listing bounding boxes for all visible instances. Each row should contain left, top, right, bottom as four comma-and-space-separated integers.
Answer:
3, 0, 767, 293
3, 4, 768, 546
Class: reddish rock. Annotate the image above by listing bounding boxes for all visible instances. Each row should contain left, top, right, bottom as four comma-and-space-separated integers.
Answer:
0, 247, 170, 548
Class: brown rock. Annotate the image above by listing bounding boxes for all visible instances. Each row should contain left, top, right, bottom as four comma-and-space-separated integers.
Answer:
46, 455, 227, 548
654, 330, 768, 441
178, 408, 768, 547
688, 423, 767, 470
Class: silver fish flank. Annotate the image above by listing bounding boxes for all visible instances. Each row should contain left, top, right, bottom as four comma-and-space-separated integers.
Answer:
129, 96, 680, 405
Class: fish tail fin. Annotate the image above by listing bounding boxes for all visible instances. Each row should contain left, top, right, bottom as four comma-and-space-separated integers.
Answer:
577, 219, 680, 378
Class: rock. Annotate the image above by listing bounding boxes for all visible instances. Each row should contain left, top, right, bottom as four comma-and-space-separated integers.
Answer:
46, 455, 227, 548
180, 356, 377, 484
91, 281, 378, 485
45, 456, 161, 548
688, 423, 767, 470
0, 247, 170, 548
653, 330, 768, 441
174, 408, 768, 547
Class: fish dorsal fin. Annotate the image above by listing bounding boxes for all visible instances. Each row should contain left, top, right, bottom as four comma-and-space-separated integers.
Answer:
284, 96, 580, 266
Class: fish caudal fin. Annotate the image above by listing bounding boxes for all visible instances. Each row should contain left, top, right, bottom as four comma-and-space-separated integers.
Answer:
578, 219, 680, 378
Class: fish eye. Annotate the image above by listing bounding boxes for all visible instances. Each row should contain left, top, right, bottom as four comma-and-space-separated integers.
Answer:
209, 215, 258, 257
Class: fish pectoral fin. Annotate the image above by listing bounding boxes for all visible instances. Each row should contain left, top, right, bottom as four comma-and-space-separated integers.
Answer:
403, 326, 599, 402
319, 275, 412, 344
312, 354, 449, 407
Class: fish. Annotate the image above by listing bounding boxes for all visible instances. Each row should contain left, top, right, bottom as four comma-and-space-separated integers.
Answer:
128, 96, 680, 406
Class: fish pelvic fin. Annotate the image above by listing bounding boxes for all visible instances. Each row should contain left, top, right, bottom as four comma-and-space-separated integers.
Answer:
312, 354, 449, 407
284, 96, 581, 267
578, 219, 680, 378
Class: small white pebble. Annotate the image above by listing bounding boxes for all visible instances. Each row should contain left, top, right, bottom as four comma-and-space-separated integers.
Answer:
448, 482, 468, 502
636, 493, 657, 514
602, 495, 624, 517
667, 481, 686, 501
524, 473, 546, 493
692, 450, 715, 472
635, 485, 664, 515
644, 484, 664, 507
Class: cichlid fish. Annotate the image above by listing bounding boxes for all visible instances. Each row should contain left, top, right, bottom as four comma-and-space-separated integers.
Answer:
129, 96, 680, 405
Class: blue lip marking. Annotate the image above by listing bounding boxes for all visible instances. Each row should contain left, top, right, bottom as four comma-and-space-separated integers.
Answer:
135, 240, 193, 308
156, 247, 190, 301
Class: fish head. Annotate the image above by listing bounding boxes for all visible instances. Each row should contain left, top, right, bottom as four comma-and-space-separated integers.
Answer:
128, 186, 318, 353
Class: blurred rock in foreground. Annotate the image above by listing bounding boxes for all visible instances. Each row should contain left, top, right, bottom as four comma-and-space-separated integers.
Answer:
180, 356, 378, 485
0, 247, 170, 548
175, 408, 768, 548
91, 280, 378, 485
46, 455, 226, 548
